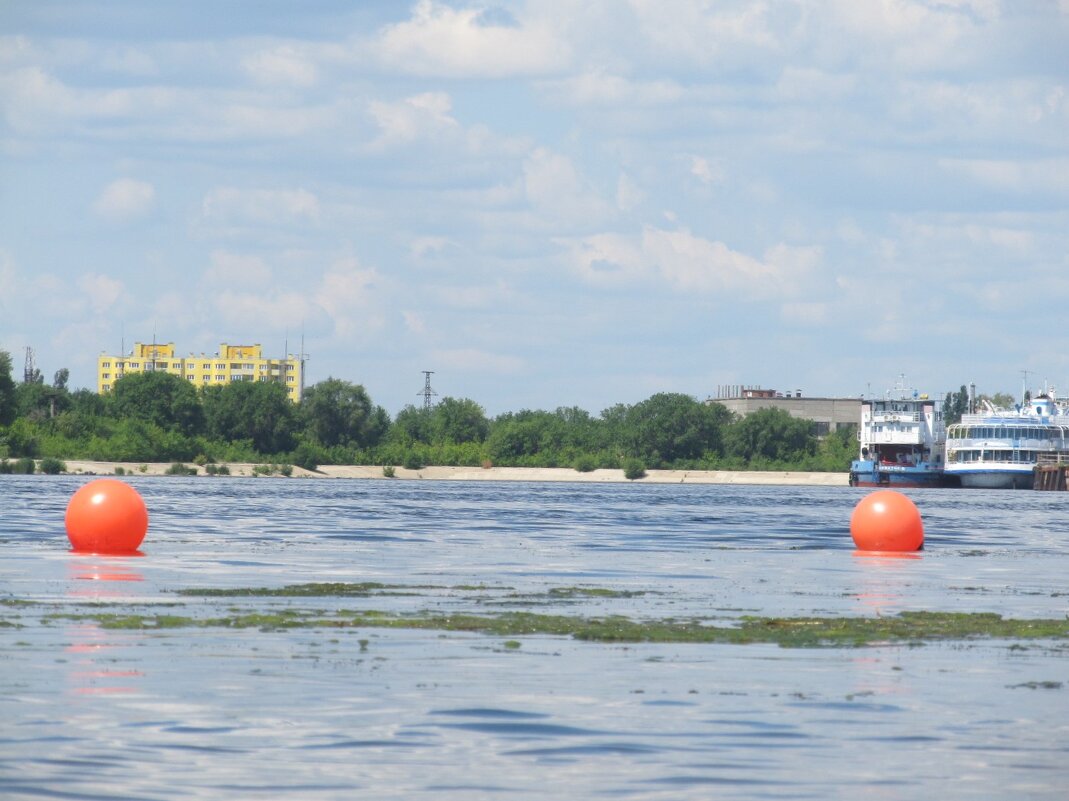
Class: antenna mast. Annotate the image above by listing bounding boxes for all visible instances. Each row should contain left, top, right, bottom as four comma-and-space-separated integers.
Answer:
419, 371, 437, 410
23, 347, 36, 383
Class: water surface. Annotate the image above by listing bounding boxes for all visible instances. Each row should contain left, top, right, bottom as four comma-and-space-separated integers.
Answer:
2, 477, 1067, 799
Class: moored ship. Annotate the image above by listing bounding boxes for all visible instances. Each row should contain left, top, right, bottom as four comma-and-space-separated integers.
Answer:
849, 384, 946, 488
944, 393, 1069, 489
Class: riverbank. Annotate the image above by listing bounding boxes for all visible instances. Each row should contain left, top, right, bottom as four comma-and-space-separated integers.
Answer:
58, 460, 848, 486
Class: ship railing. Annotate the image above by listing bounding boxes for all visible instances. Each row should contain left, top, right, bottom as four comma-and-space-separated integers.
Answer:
947, 437, 1062, 450
1036, 452, 1069, 466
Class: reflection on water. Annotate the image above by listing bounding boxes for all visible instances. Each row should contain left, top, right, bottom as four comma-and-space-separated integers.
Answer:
1, 476, 1068, 799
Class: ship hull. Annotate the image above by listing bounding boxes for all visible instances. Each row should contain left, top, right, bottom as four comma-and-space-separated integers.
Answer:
849, 461, 945, 489
952, 470, 1034, 490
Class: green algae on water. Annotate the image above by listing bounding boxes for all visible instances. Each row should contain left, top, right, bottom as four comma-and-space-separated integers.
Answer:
36, 608, 1069, 648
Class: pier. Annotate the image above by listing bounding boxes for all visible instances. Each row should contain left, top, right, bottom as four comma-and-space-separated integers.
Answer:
1033, 455, 1069, 491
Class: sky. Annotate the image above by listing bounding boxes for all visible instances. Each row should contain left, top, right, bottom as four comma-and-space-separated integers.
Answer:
1, 1, 1068, 417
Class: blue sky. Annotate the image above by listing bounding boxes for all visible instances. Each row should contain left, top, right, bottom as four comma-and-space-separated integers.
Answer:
2, 1, 1067, 416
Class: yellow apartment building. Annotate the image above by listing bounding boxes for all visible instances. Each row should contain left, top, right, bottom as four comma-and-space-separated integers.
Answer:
97, 342, 303, 403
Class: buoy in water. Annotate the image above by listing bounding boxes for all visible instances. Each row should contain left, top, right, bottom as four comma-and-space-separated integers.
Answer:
65, 479, 149, 554
849, 489, 924, 552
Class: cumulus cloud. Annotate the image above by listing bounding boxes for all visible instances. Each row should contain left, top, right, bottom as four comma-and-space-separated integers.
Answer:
564, 226, 820, 297
539, 71, 683, 107
202, 187, 320, 225
375, 0, 569, 77
431, 347, 524, 374
368, 92, 459, 148
242, 44, 318, 87
202, 250, 274, 286
91, 178, 155, 222
523, 147, 611, 226
689, 156, 724, 186
78, 273, 125, 314
939, 157, 1069, 195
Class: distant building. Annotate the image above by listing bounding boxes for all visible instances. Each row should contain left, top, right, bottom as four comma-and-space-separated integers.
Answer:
708, 385, 860, 435
97, 342, 303, 403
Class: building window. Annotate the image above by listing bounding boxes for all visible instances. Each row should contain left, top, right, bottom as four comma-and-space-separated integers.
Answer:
102, 362, 111, 368
103, 373, 110, 379
130, 363, 140, 368
103, 384, 110, 391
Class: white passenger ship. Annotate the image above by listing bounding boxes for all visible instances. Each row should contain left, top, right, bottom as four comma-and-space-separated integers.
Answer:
944, 393, 1069, 489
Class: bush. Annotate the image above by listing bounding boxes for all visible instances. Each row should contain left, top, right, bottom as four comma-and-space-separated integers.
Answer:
205, 464, 230, 476
402, 452, 424, 470
38, 457, 66, 475
291, 441, 321, 472
279, 464, 293, 477
12, 457, 36, 474
165, 462, 197, 476
382, 465, 396, 478
573, 454, 597, 472
623, 458, 646, 480
0, 459, 12, 474
114, 466, 126, 476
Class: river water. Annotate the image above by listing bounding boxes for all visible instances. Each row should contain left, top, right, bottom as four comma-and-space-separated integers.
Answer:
1, 476, 1067, 799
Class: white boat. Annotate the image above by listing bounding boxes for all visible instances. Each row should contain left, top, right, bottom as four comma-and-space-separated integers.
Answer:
849, 383, 946, 488
944, 392, 1069, 489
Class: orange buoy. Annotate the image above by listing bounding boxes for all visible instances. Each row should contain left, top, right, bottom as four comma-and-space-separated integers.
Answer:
65, 479, 149, 554
849, 489, 924, 552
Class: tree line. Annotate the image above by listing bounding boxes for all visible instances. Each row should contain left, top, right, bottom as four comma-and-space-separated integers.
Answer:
0, 350, 856, 473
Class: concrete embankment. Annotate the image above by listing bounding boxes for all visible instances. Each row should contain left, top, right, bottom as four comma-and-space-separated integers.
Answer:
59, 461, 848, 486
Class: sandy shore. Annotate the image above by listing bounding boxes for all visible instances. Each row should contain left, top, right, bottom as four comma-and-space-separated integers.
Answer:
59, 460, 848, 486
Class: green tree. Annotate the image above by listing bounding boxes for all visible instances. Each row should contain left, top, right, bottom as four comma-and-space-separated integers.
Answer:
724, 407, 815, 463
431, 397, 489, 444
943, 385, 970, 425
109, 371, 204, 435
302, 378, 389, 448
620, 393, 731, 465
202, 380, 297, 454
0, 350, 16, 426
390, 404, 434, 444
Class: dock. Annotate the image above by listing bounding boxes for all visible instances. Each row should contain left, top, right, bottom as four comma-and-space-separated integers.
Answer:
1033, 455, 1069, 491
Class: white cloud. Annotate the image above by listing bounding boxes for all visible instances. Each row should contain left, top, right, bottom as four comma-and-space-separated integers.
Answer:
313, 258, 383, 338
375, 0, 569, 77
242, 44, 318, 87
616, 174, 644, 212
410, 236, 455, 259
690, 156, 724, 186
202, 251, 273, 285
202, 187, 320, 225
437, 281, 514, 310
78, 273, 125, 314
780, 301, 829, 326
939, 157, 1069, 194
402, 311, 426, 334
564, 226, 819, 297
431, 347, 524, 374
368, 91, 458, 148
523, 147, 611, 226
539, 71, 683, 107
91, 178, 155, 222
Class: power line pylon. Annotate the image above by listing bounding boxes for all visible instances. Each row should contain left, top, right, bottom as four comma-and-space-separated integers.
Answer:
419, 371, 437, 410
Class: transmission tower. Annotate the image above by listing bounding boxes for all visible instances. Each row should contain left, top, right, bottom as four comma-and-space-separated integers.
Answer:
419, 371, 437, 410
23, 347, 37, 384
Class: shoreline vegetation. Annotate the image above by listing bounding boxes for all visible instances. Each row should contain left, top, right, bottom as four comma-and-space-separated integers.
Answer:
31, 460, 850, 485
2, 354, 858, 478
